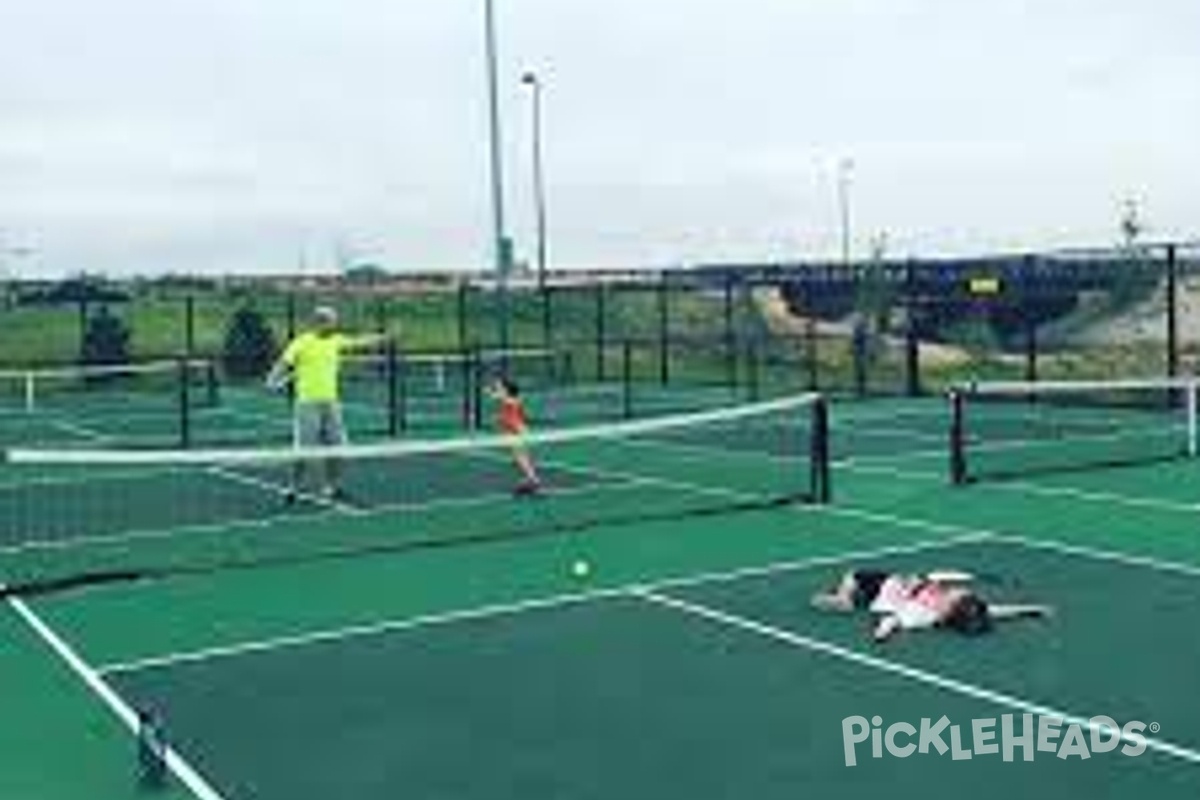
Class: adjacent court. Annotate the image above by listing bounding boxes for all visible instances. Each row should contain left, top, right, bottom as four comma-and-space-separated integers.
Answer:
5, 385, 1200, 799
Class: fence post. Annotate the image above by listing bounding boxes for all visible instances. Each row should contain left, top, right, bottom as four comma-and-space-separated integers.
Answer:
1168, 244, 1179, 378
904, 261, 921, 396
657, 274, 670, 384
595, 282, 606, 382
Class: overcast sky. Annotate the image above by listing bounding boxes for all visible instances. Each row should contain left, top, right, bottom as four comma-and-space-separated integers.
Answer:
0, 0, 1196, 276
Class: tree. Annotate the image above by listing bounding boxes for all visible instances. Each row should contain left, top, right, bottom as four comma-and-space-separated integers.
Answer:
222, 305, 279, 379
80, 305, 131, 366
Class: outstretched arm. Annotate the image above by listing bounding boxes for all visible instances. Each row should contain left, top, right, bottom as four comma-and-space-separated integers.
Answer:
342, 330, 398, 352
987, 604, 1053, 622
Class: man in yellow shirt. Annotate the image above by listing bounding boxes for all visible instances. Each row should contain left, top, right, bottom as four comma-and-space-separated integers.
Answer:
266, 305, 391, 503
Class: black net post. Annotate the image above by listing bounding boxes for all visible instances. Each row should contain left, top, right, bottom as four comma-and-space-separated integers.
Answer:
657, 274, 670, 385
622, 339, 633, 419
1168, 244, 1179, 378
810, 396, 831, 504
949, 389, 967, 485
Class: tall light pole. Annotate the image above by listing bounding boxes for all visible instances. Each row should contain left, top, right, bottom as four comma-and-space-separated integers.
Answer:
483, 0, 512, 351
522, 71, 548, 291
837, 157, 855, 266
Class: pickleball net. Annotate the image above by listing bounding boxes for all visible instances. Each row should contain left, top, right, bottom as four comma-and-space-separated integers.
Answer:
0, 392, 830, 598
949, 377, 1198, 484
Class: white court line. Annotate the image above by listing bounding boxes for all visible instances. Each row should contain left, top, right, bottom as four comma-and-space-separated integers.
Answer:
6, 596, 230, 800
634, 587, 1200, 766
97, 533, 989, 675
988, 533, 1200, 581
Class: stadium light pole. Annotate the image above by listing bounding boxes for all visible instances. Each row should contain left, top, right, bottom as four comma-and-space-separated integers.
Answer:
521, 71, 548, 291
483, 0, 512, 351
837, 157, 855, 266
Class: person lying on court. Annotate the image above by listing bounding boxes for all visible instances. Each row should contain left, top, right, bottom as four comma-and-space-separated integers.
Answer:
811, 569, 1053, 642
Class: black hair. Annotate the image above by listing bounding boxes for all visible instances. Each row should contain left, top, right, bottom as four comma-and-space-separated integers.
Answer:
850, 570, 889, 610
942, 594, 992, 636
495, 376, 520, 397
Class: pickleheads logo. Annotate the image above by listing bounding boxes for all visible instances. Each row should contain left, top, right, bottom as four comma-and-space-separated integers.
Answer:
841, 714, 1150, 766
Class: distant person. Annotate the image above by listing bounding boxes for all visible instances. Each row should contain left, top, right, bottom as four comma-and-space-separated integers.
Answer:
811, 569, 1053, 642
266, 305, 392, 503
488, 376, 541, 495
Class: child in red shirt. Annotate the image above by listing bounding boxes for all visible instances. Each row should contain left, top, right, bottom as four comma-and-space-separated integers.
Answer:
490, 377, 541, 495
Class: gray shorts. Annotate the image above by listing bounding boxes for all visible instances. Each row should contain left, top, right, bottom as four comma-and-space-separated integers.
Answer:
293, 401, 348, 447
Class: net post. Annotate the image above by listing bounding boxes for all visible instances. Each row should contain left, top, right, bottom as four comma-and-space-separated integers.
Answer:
23, 371, 35, 413
810, 394, 831, 504
178, 356, 192, 448
622, 339, 633, 419
949, 389, 967, 485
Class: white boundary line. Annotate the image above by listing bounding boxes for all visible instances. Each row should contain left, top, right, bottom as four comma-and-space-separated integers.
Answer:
988, 533, 1200, 581
96, 534, 989, 675
633, 587, 1200, 766
5, 596, 229, 799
